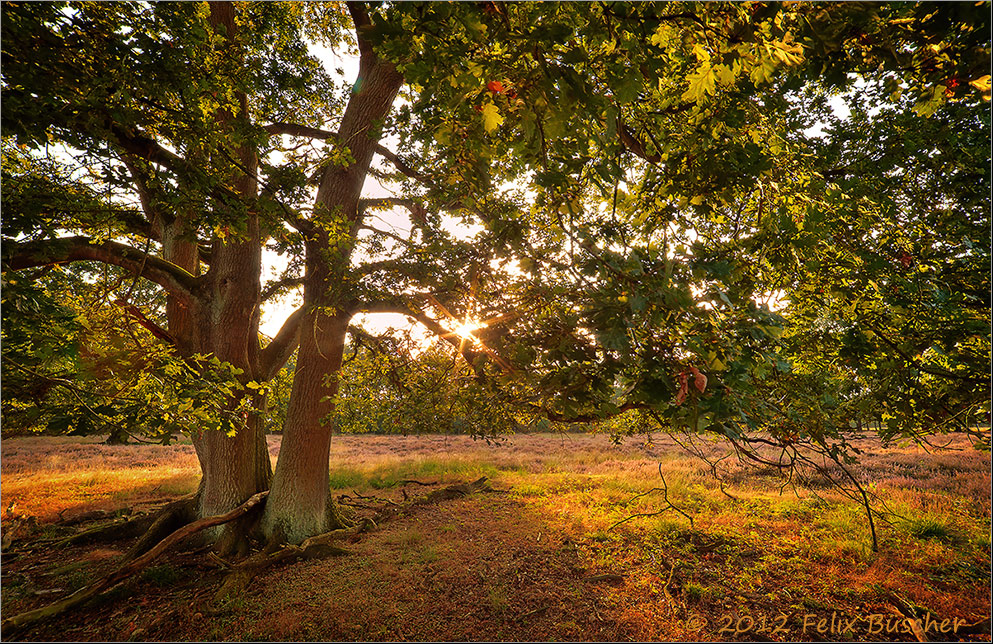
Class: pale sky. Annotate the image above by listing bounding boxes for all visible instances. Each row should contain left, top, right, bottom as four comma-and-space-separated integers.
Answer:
259, 43, 440, 340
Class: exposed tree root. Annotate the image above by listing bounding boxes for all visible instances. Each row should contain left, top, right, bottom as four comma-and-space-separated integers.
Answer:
52, 494, 198, 551
213, 528, 354, 601
2, 492, 268, 634
54, 514, 156, 549
123, 494, 198, 561
215, 477, 494, 600
55, 509, 119, 526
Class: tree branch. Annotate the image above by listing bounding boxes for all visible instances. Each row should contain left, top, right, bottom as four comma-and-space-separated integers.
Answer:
114, 299, 177, 345
262, 122, 429, 184
358, 197, 428, 227
260, 307, 305, 380
347, 1, 376, 62
3, 236, 200, 303
261, 276, 305, 302
356, 300, 476, 358
619, 122, 662, 163
358, 225, 416, 249
261, 122, 336, 140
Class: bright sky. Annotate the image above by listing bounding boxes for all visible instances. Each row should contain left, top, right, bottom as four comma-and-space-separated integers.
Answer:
259, 44, 460, 341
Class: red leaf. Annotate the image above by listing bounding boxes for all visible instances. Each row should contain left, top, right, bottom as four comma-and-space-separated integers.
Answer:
689, 366, 708, 393
487, 80, 505, 93
674, 371, 689, 405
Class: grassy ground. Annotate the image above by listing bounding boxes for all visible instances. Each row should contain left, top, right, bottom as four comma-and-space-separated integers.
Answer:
0, 432, 989, 642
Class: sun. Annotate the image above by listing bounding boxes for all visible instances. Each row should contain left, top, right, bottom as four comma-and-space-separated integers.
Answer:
452, 319, 485, 342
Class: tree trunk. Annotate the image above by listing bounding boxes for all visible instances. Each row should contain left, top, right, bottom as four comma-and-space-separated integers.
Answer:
261, 312, 349, 543
169, 1, 272, 549
161, 224, 272, 548
261, 16, 404, 542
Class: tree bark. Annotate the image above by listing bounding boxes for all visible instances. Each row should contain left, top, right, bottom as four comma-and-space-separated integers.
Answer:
261, 312, 350, 542
184, 2, 272, 551
260, 5, 404, 543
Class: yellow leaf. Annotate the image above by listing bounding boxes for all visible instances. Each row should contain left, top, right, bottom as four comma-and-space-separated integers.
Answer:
692, 43, 711, 62
715, 63, 735, 86
481, 103, 503, 133
650, 25, 668, 47
682, 63, 716, 103
690, 195, 705, 206
969, 74, 991, 93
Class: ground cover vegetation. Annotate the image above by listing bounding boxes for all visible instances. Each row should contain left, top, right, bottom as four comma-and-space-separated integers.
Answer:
1, 0, 989, 638
0, 434, 989, 640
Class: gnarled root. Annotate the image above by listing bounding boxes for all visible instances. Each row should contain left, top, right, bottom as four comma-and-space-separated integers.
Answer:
122, 494, 198, 561
213, 527, 355, 601
50, 494, 199, 553
2, 492, 268, 634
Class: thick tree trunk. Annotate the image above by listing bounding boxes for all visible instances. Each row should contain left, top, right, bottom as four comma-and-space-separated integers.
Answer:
162, 226, 271, 547
261, 9, 404, 543
260, 312, 349, 543
165, 1, 271, 549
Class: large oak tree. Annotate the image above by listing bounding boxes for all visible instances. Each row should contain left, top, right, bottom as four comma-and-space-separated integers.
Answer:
3, 1, 988, 548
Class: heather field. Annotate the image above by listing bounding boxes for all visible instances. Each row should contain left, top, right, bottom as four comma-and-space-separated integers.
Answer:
1, 432, 990, 642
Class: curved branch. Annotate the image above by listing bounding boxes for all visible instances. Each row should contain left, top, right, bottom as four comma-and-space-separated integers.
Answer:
260, 307, 305, 380
356, 300, 476, 359
115, 299, 176, 345
371, 145, 431, 183
261, 276, 305, 302
262, 122, 429, 184
355, 299, 520, 375
262, 122, 335, 140
358, 197, 418, 212
3, 236, 200, 303
347, 1, 376, 62
358, 225, 416, 249
618, 122, 662, 164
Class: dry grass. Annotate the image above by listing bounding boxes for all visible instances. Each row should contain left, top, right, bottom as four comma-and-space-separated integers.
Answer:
1, 431, 989, 642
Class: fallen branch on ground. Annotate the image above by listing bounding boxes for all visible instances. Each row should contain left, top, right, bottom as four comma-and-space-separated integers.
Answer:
414, 477, 490, 505
2, 491, 268, 633
608, 465, 695, 530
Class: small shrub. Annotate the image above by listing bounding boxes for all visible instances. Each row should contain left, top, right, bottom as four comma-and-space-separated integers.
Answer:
683, 582, 706, 602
